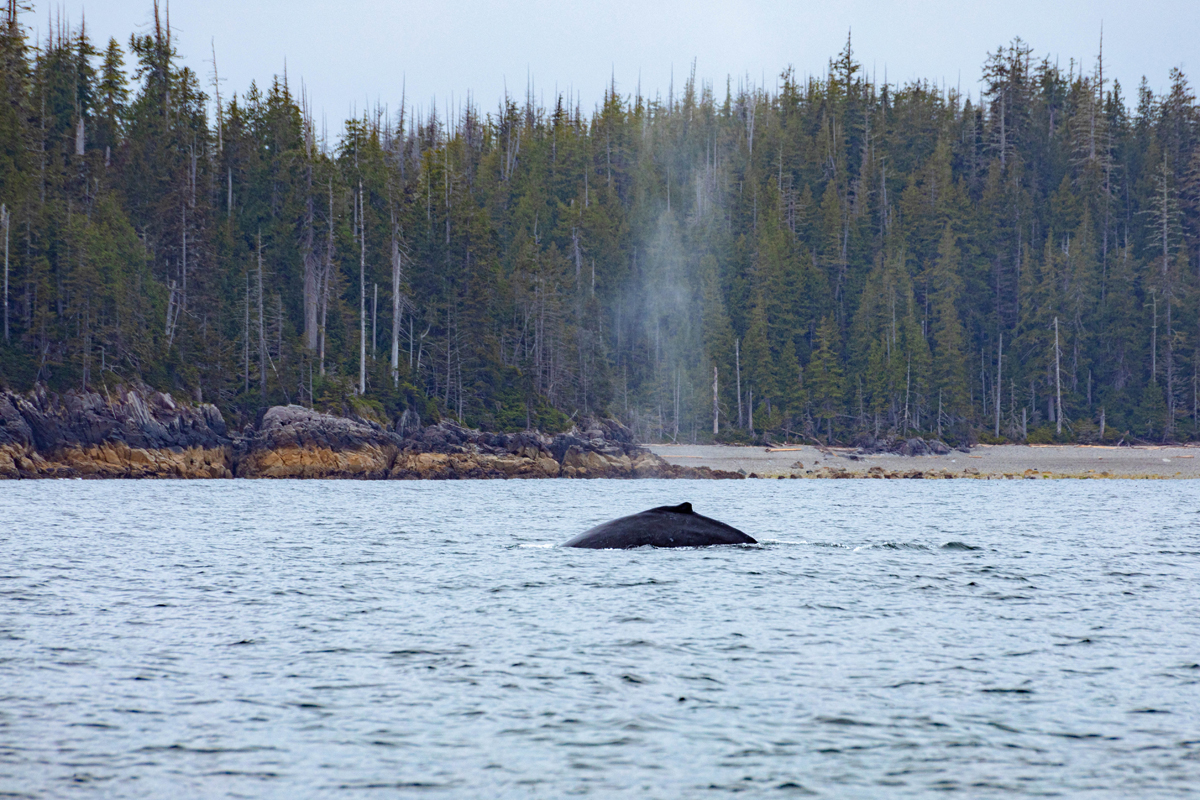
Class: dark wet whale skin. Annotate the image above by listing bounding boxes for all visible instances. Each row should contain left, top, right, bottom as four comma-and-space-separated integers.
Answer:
561, 502, 756, 549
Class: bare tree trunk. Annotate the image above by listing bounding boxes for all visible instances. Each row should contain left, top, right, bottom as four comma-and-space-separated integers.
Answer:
372, 282, 377, 361
276, 293, 283, 366
672, 367, 680, 442
319, 180, 333, 376
937, 390, 943, 439
1167, 299, 1174, 437
2, 204, 8, 343
712, 366, 719, 435
445, 303, 452, 406
391, 230, 401, 386
1151, 293, 1157, 382
995, 331, 1002, 437
165, 279, 177, 346
1054, 316, 1062, 436
302, 168, 318, 350
735, 338, 743, 427
81, 298, 89, 389
905, 360, 911, 434
980, 349, 987, 420
1011, 379, 1016, 435
180, 202, 187, 310
257, 232, 267, 402
244, 271, 250, 394
211, 39, 223, 153
359, 184, 366, 395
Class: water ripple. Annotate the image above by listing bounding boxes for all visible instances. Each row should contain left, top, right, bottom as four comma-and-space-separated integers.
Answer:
2, 479, 1199, 797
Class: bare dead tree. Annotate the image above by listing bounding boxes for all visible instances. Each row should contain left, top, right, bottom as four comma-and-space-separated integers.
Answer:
301, 158, 319, 350
210, 38, 223, 153
994, 331, 1002, 437
390, 225, 404, 386
243, 271, 249, 394
712, 366, 719, 434
2, 203, 9, 343
319, 179, 334, 376
1054, 316, 1063, 436
257, 232, 267, 401
735, 337, 743, 427
359, 183, 366, 395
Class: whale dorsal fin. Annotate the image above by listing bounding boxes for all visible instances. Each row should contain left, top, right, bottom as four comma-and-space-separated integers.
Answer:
651, 502, 693, 514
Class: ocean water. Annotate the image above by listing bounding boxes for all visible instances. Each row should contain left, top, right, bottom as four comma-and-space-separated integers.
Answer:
2, 479, 1199, 798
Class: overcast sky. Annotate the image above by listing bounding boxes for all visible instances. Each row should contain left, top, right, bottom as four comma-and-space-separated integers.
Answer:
29, 0, 1200, 124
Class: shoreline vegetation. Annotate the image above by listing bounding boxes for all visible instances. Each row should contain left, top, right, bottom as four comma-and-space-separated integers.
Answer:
0, 5, 1198, 453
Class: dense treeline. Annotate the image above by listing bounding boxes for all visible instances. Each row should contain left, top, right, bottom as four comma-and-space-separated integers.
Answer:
1, 4, 1198, 444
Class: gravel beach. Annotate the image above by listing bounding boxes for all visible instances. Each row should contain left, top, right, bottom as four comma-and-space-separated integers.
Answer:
647, 443, 1200, 479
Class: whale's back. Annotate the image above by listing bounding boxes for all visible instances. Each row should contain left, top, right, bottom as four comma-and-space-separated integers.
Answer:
562, 503, 755, 549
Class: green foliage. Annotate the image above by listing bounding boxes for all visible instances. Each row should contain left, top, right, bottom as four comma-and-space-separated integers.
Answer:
0, 8, 1196, 445
1026, 426, 1057, 444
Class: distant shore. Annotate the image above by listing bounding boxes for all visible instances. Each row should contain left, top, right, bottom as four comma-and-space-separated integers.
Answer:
6, 386, 1198, 480
648, 443, 1200, 479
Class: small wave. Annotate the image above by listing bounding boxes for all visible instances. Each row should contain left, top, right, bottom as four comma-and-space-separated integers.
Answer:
942, 541, 981, 551
338, 782, 452, 791
139, 744, 280, 754
855, 542, 930, 551
517, 543, 556, 549
815, 716, 876, 727
609, 578, 675, 588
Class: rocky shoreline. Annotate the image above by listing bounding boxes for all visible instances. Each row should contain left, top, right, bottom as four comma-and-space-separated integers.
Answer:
0, 387, 741, 480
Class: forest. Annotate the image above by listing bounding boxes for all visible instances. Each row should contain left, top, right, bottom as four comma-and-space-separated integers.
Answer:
0, 2, 1197, 445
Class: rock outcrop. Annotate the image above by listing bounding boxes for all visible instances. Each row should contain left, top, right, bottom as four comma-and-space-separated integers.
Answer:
234, 405, 402, 478
0, 387, 232, 478
388, 417, 737, 479
0, 386, 739, 480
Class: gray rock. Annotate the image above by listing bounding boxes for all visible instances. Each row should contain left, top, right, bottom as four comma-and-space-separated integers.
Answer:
0, 385, 230, 453
242, 404, 402, 455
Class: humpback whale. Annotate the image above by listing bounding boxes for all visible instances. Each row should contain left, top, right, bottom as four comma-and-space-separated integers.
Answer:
562, 503, 756, 549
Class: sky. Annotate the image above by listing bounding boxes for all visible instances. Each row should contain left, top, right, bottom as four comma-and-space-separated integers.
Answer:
27, 0, 1200, 125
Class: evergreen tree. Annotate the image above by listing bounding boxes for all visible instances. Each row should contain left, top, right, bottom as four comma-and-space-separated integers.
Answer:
0, 10, 1193, 444
806, 316, 845, 441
